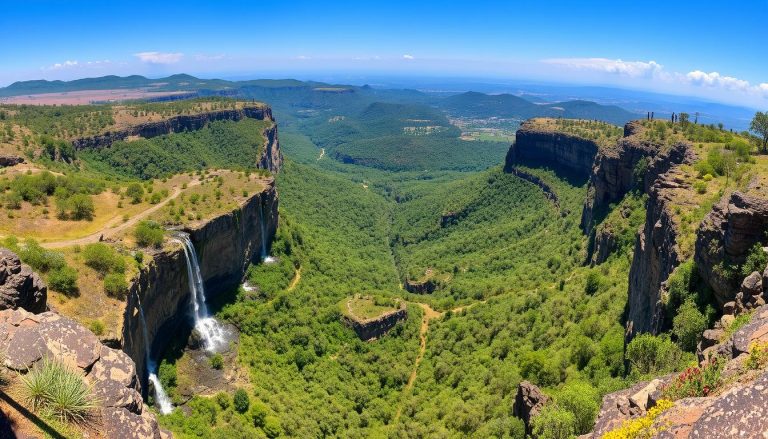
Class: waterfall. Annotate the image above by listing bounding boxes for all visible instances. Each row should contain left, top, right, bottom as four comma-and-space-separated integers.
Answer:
258, 201, 276, 264
135, 293, 173, 414
174, 232, 226, 352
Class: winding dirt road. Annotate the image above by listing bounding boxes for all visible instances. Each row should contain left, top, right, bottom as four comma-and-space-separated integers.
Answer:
42, 179, 200, 249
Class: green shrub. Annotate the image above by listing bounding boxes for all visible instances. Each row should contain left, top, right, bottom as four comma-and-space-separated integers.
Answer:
250, 400, 268, 427
263, 416, 283, 438
89, 320, 105, 336
126, 183, 144, 204
746, 342, 768, 370
584, 271, 601, 295
741, 243, 767, 277
47, 266, 78, 296
134, 221, 164, 248
21, 357, 96, 423
214, 392, 230, 410
210, 353, 224, 370
158, 361, 177, 389
18, 239, 65, 273
531, 404, 576, 439
672, 299, 707, 352
557, 382, 600, 434
626, 333, 687, 376
82, 243, 125, 275
693, 181, 707, 194
103, 273, 128, 299
233, 388, 250, 413
661, 357, 723, 400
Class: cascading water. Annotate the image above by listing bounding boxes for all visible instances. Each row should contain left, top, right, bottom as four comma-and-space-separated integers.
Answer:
258, 202, 276, 264
135, 293, 173, 414
174, 232, 226, 352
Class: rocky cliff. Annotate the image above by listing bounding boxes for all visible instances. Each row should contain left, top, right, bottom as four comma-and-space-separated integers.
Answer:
695, 189, 768, 306
122, 181, 279, 391
72, 105, 283, 173
584, 304, 768, 438
626, 143, 695, 337
505, 120, 598, 178
580, 122, 677, 232
0, 307, 165, 438
0, 248, 47, 313
342, 304, 408, 341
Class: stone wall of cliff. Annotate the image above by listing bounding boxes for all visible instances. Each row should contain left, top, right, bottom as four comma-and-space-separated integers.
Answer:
73, 105, 283, 173
504, 121, 599, 178
122, 181, 279, 391
342, 307, 408, 341
695, 189, 768, 305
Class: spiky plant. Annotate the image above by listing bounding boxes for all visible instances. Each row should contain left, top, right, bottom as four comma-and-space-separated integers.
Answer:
20, 357, 96, 423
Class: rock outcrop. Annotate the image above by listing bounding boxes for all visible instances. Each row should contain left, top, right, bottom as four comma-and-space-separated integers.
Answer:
626, 159, 693, 337
72, 105, 283, 173
695, 190, 768, 305
513, 381, 550, 435
0, 248, 47, 313
342, 304, 407, 341
0, 155, 23, 167
585, 304, 768, 438
122, 181, 279, 392
581, 122, 691, 232
505, 120, 598, 178
0, 308, 163, 439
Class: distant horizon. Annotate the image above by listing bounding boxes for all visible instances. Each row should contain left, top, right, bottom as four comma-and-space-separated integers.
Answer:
2, 1, 766, 109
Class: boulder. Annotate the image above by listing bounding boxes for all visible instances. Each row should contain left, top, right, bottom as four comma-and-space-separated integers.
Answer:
741, 271, 763, 297
628, 379, 662, 411
0, 155, 23, 167
0, 248, 47, 313
513, 381, 549, 434
723, 301, 736, 315
689, 372, 768, 438
0, 308, 164, 438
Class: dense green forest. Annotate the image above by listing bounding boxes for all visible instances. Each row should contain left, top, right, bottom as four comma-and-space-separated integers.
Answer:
80, 119, 271, 179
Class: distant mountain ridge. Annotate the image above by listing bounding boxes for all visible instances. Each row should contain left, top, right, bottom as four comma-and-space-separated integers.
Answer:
439, 91, 639, 126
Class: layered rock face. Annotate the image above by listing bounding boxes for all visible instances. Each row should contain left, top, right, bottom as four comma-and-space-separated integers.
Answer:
580, 122, 689, 232
72, 105, 283, 173
342, 306, 408, 341
626, 148, 694, 337
122, 182, 279, 391
695, 190, 768, 305
505, 121, 598, 178
513, 381, 550, 435
585, 305, 768, 438
0, 308, 164, 439
0, 248, 47, 313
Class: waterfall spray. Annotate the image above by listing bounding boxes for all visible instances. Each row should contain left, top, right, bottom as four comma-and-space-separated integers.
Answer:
135, 292, 173, 414
174, 232, 226, 352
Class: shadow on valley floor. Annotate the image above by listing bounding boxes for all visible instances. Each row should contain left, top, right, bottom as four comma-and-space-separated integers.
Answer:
0, 390, 67, 439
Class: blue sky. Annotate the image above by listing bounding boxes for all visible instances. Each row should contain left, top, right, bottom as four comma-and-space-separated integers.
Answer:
1, 0, 767, 107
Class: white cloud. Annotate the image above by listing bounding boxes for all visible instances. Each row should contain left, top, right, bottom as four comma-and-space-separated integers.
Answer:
133, 51, 184, 64
296, 55, 311, 60
685, 70, 751, 91
402, 54, 414, 60
44, 59, 111, 71
542, 57, 664, 78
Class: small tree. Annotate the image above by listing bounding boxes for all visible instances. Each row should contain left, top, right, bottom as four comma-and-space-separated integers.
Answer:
233, 388, 250, 413
750, 111, 768, 153
125, 183, 144, 204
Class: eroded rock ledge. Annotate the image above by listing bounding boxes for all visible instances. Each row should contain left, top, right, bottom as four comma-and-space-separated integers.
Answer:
505, 120, 599, 178
342, 303, 408, 341
0, 248, 47, 313
72, 105, 282, 173
0, 308, 165, 439
122, 181, 279, 392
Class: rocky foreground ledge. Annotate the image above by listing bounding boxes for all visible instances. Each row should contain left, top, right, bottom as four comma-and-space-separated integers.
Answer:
582, 303, 768, 438
0, 308, 166, 438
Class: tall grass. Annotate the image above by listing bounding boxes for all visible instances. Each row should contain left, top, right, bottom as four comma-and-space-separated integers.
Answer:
20, 357, 96, 423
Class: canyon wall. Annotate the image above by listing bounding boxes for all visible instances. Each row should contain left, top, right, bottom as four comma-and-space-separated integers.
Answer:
695, 189, 768, 305
73, 105, 283, 173
625, 145, 693, 337
342, 307, 408, 341
504, 121, 598, 177
122, 182, 279, 391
